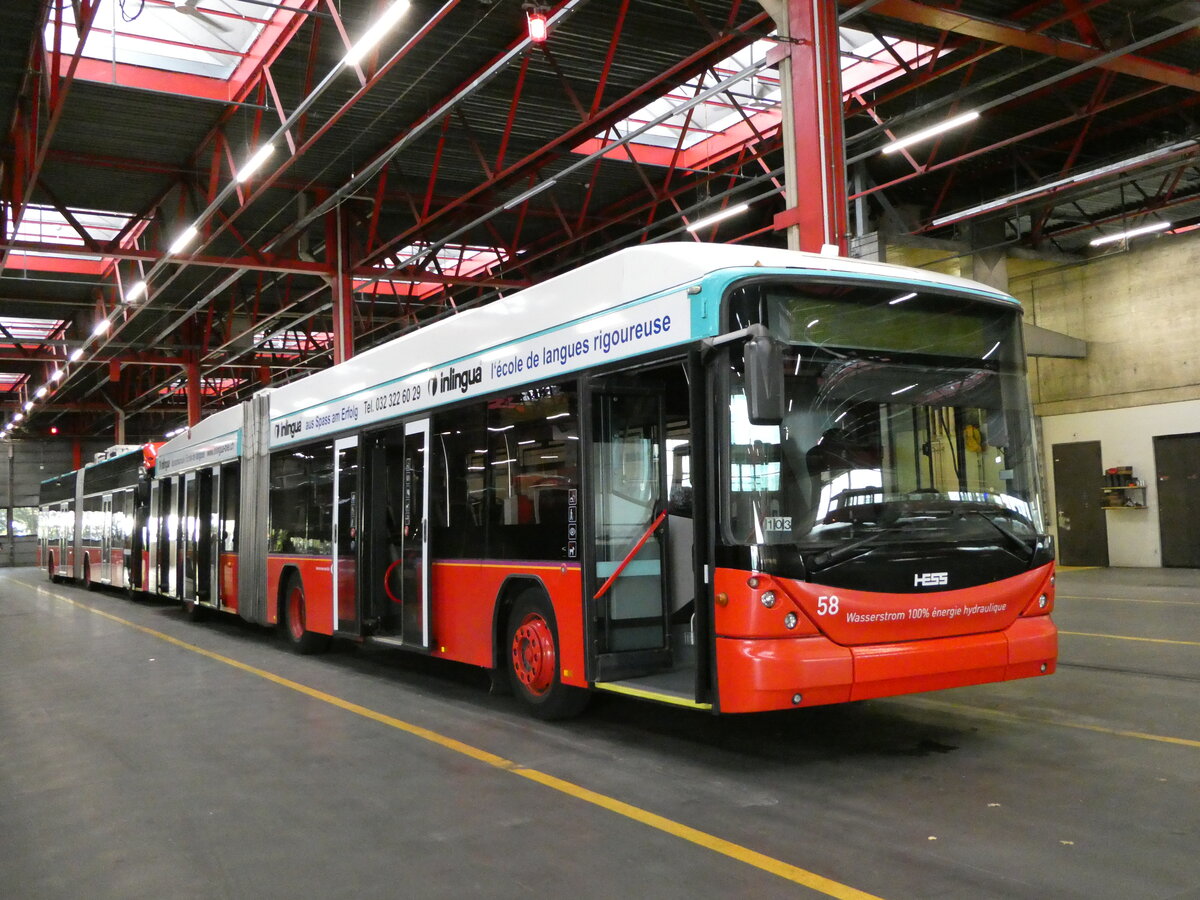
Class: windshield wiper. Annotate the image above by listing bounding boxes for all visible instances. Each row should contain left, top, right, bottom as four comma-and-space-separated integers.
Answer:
809, 522, 911, 573
964, 510, 1036, 563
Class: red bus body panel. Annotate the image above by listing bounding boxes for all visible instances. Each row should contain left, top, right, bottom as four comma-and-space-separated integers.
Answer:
266, 555, 334, 632
714, 563, 1057, 713
428, 561, 585, 685
219, 553, 239, 612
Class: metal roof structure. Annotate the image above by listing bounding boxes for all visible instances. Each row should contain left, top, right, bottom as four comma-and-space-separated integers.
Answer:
2, 0, 1199, 441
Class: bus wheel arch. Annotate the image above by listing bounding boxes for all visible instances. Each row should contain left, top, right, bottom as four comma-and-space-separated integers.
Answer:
501, 581, 589, 720
279, 568, 330, 655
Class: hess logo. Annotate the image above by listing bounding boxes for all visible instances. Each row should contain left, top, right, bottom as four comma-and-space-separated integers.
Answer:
914, 571, 948, 588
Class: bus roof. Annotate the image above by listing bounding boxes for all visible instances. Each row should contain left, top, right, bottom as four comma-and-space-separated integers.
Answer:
268, 242, 1015, 421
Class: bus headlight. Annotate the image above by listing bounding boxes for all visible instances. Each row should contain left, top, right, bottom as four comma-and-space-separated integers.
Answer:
760, 591, 777, 609
784, 612, 797, 630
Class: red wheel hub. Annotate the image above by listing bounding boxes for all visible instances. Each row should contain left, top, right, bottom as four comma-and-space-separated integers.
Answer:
287, 587, 305, 641
511, 613, 556, 696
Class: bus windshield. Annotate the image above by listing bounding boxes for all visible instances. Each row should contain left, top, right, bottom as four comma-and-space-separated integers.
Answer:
722, 279, 1044, 567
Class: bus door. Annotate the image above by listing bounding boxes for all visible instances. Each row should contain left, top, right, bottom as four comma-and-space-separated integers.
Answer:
332, 436, 359, 634
367, 420, 431, 648
100, 494, 113, 584
182, 472, 199, 600
396, 419, 431, 648
589, 383, 671, 680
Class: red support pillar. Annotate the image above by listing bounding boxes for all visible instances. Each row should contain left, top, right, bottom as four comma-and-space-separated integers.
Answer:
186, 358, 201, 426
327, 205, 355, 365
765, 0, 849, 253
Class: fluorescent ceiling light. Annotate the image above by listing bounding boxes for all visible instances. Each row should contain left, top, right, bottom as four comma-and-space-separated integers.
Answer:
882, 110, 979, 155
889, 292, 917, 305
1089, 221, 1171, 246
891, 383, 918, 395
686, 202, 749, 232
343, 0, 411, 66
35, 386, 47, 398
14, 412, 23, 422
933, 138, 1199, 227
168, 224, 199, 255
126, 280, 147, 303
92, 318, 111, 336
23, 401, 33, 411
51, 368, 63, 381
69, 348, 84, 362
236, 144, 275, 183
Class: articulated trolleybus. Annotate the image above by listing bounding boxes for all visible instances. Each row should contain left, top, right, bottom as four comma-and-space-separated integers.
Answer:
110, 243, 1058, 717
39, 444, 158, 592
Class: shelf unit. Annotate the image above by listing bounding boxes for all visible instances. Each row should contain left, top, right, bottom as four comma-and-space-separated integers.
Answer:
1102, 466, 1146, 509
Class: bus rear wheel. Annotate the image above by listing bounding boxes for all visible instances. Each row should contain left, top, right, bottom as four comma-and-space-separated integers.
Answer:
281, 573, 329, 655
506, 591, 589, 720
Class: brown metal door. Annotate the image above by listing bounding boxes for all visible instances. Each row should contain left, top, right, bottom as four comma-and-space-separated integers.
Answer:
1154, 433, 1200, 568
1052, 441, 1109, 567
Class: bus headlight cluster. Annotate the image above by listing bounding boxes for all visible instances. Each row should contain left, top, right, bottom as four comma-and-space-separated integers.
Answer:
1038, 593, 1048, 608
760, 590, 777, 609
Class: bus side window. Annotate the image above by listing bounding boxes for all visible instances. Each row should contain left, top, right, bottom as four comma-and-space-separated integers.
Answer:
430, 405, 487, 558
485, 384, 579, 560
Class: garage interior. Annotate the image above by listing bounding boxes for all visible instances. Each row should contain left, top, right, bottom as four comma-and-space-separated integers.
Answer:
0, 2, 1197, 898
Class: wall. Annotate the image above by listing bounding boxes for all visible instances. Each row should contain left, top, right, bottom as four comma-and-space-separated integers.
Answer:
1007, 233, 1200, 567
1010, 231, 1200, 416
890, 233, 1200, 568
0, 438, 108, 567
1039, 399, 1200, 567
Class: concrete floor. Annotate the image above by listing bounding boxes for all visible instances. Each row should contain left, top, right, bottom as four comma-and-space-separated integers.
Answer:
0, 566, 1196, 899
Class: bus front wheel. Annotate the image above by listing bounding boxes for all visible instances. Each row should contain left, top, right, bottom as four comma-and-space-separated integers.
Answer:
505, 591, 589, 720
281, 573, 329, 655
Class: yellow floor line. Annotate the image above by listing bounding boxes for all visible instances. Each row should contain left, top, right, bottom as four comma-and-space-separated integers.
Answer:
1057, 594, 1197, 606
21, 581, 880, 900
1060, 630, 1200, 647
905, 697, 1200, 749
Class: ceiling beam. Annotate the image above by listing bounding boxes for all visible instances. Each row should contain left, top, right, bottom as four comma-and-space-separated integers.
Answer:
848, 0, 1200, 92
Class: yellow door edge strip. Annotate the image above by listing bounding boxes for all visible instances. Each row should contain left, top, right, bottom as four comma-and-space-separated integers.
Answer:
21, 582, 879, 900
1060, 630, 1200, 647
593, 681, 713, 710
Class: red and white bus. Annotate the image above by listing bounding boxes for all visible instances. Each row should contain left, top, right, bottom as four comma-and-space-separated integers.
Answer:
38, 444, 158, 592
49, 243, 1058, 717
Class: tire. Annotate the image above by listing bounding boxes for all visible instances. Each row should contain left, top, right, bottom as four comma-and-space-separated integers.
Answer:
281, 573, 330, 655
505, 590, 589, 720
182, 597, 207, 621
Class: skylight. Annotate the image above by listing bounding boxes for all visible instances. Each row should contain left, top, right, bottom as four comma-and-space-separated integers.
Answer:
48, 0, 271, 81
0, 373, 30, 393
578, 28, 941, 167
357, 243, 509, 297
0, 316, 69, 348
6, 203, 145, 275
159, 376, 246, 397
254, 330, 334, 358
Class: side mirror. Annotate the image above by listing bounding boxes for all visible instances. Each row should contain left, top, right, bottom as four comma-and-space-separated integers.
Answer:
744, 333, 784, 425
